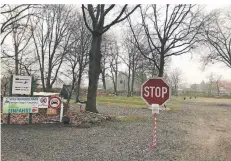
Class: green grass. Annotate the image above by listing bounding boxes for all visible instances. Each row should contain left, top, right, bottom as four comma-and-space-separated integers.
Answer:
70, 95, 191, 111
96, 96, 147, 108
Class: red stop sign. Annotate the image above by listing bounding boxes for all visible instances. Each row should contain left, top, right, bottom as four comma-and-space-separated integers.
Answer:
141, 78, 171, 105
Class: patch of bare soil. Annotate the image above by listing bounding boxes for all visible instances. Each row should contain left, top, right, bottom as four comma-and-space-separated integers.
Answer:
184, 102, 231, 161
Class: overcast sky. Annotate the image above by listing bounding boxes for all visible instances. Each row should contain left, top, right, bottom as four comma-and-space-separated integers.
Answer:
170, 5, 231, 84
115, 4, 231, 85
2, 4, 231, 86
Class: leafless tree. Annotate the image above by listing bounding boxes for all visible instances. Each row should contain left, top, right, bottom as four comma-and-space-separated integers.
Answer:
121, 30, 144, 96
100, 33, 113, 91
169, 68, 182, 96
31, 5, 74, 92
215, 75, 222, 96
0, 67, 14, 96
207, 73, 215, 96
61, 12, 91, 103
207, 73, 222, 96
1, 4, 39, 45
82, 4, 140, 112
128, 5, 204, 77
107, 38, 120, 95
202, 8, 231, 68
1, 5, 39, 76
4, 17, 33, 74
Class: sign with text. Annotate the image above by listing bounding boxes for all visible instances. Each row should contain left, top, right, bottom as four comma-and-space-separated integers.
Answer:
141, 78, 171, 105
3, 97, 38, 113
12, 75, 32, 95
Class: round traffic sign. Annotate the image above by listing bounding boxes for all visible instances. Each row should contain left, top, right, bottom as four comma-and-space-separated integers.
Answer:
48, 96, 61, 109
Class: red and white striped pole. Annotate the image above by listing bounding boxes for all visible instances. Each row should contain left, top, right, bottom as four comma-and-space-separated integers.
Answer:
149, 104, 159, 151
150, 113, 157, 150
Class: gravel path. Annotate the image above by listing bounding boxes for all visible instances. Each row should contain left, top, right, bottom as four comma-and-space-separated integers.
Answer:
1, 98, 231, 161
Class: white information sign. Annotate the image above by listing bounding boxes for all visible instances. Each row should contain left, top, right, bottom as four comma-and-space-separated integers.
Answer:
12, 75, 32, 95
151, 104, 160, 114
38, 97, 49, 108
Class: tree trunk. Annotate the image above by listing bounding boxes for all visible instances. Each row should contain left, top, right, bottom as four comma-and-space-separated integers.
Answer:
158, 54, 165, 77
15, 45, 19, 75
127, 69, 131, 97
75, 74, 82, 102
208, 83, 212, 96
46, 62, 52, 92
152, 65, 156, 77
45, 85, 52, 92
67, 77, 75, 104
131, 63, 135, 97
41, 53, 45, 91
113, 80, 117, 95
102, 71, 106, 90
85, 35, 102, 113
216, 83, 220, 96
115, 68, 118, 95
175, 85, 178, 96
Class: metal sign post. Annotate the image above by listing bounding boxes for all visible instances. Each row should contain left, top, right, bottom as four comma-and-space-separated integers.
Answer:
60, 101, 64, 122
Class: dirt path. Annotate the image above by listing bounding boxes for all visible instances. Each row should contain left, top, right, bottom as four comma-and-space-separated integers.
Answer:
178, 99, 231, 161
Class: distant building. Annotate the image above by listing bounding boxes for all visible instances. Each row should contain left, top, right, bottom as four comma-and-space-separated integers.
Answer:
218, 81, 231, 95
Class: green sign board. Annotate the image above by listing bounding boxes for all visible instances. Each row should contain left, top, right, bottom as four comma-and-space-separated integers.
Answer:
3, 97, 39, 114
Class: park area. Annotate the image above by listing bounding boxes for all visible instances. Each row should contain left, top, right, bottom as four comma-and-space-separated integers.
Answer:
1, 96, 231, 161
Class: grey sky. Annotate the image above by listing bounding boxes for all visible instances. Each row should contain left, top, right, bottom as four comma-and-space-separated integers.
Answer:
171, 4, 231, 84
1, 4, 230, 86
115, 4, 231, 84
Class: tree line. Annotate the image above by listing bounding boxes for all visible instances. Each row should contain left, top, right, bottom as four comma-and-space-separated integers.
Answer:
1, 4, 231, 112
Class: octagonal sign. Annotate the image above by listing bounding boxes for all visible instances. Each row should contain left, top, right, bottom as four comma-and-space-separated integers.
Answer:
141, 77, 171, 105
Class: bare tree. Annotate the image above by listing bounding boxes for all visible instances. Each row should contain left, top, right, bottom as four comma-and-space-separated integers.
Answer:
1, 4, 38, 45
82, 4, 140, 112
31, 5, 74, 92
61, 12, 91, 103
207, 73, 222, 96
1, 5, 39, 76
107, 39, 120, 95
202, 8, 231, 68
169, 68, 182, 96
0, 66, 14, 96
128, 5, 204, 77
215, 75, 222, 96
121, 30, 144, 96
207, 73, 215, 96
100, 34, 113, 91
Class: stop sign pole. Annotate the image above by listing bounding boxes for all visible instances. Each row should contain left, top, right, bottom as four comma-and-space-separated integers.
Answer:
141, 77, 171, 151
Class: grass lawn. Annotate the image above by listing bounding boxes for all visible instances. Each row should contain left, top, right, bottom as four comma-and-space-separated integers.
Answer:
97, 95, 186, 110
96, 96, 147, 108
70, 95, 230, 112
71, 95, 187, 111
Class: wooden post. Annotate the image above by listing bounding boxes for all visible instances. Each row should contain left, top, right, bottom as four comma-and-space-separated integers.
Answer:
7, 75, 13, 124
